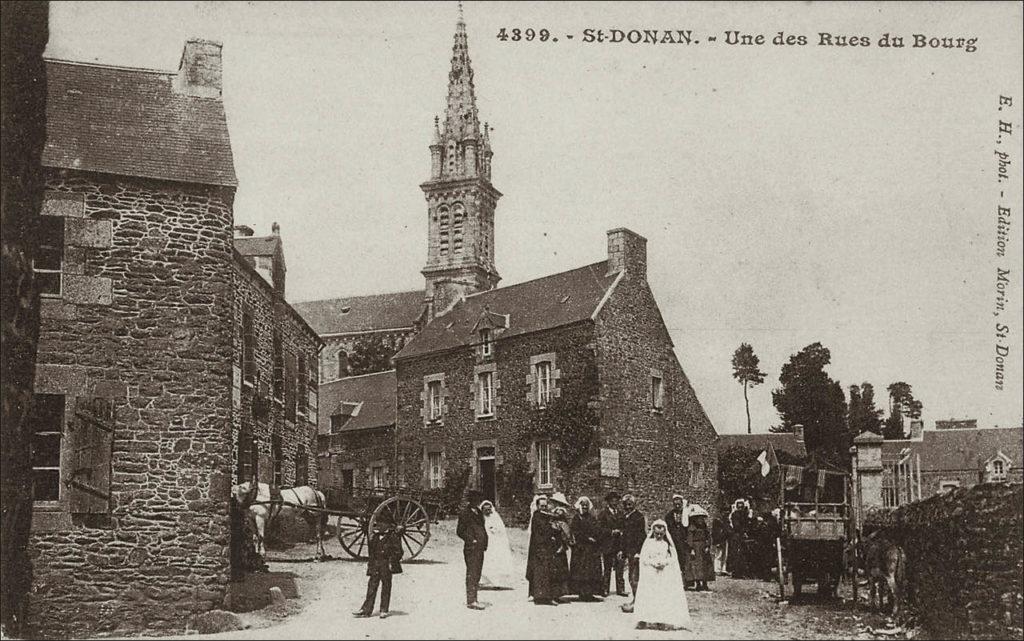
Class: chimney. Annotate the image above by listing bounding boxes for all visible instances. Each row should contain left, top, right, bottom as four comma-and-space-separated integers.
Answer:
272, 222, 280, 236
173, 38, 223, 98
909, 419, 924, 440
233, 225, 254, 237
794, 424, 804, 443
606, 228, 647, 279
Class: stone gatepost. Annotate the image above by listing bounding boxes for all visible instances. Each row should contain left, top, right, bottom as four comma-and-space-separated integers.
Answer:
852, 431, 884, 525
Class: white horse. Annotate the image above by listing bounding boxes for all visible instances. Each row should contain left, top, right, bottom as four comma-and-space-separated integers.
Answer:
232, 480, 328, 559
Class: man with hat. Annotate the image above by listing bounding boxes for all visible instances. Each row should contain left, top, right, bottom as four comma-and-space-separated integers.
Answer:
457, 488, 489, 610
597, 490, 627, 597
620, 494, 647, 610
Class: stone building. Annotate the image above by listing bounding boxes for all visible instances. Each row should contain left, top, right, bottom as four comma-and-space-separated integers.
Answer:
392, 228, 720, 521
25, 39, 318, 637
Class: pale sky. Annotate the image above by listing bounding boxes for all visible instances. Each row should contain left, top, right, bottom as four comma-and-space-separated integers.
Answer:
45, 1, 1024, 435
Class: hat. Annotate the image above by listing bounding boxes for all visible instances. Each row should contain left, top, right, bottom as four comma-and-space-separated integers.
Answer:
549, 491, 570, 508
604, 490, 621, 502
686, 504, 709, 518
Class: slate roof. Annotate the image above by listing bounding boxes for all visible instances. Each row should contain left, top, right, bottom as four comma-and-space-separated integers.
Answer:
717, 432, 808, 459
43, 59, 237, 187
293, 290, 425, 336
882, 426, 1023, 472
396, 261, 619, 361
317, 370, 397, 436
234, 235, 281, 257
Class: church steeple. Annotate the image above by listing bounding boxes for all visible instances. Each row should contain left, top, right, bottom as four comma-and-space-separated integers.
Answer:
421, 3, 501, 320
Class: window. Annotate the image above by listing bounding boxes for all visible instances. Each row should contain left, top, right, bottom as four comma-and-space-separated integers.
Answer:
284, 353, 296, 422
341, 469, 354, 493
34, 217, 63, 297
272, 330, 283, 400
689, 460, 704, 487
428, 452, 443, 489
31, 394, 64, 502
242, 309, 255, 385
271, 435, 283, 487
537, 442, 552, 487
480, 328, 492, 357
297, 354, 308, 417
371, 466, 385, 489
477, 371, 494, 416
336, 350, 348, 380
237, 426, 256, 482
428, 380, 443, 420
535, 361, 552, 408
990, 459, 1007, 482
651, 375, 664, 411
330, 414, 350, 433
295, 448, 308, 486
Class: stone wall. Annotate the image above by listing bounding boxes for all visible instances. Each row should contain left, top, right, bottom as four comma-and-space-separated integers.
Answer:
594, 270, 720, 522
231, 261, 320, 490
320, 330, 415, 384
317, 427, 395, 492
26, 170, 235, 638
864, 483, 1023, 640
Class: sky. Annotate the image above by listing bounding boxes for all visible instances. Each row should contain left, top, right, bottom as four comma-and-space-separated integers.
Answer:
45, 1, 1024, 435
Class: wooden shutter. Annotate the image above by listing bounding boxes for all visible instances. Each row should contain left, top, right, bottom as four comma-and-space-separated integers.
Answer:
67, 397, 114, 513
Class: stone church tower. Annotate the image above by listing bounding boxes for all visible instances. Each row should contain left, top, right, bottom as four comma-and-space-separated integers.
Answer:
421, 7, 501, 321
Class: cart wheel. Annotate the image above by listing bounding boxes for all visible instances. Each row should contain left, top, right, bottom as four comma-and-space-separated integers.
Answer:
369, 496, 431, 559
336, 514, 369, 559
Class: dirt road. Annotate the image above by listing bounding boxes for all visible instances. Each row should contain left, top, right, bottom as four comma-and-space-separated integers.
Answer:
195, 522, 889, 640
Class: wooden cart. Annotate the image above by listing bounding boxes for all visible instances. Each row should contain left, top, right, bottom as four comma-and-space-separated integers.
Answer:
325, 485, 440, 560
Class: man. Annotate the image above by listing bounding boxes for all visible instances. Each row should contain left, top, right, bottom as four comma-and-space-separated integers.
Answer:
597, 491, 627, 597
664, 494, 689, 586
457, 489, 489, 610
620, 494, 646, 612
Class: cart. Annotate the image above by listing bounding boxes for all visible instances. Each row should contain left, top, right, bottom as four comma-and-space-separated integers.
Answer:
325, 485, 441, 560
778, 464, 853, 599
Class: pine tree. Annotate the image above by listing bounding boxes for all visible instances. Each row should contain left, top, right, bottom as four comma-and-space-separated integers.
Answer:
732, 343, 766, 434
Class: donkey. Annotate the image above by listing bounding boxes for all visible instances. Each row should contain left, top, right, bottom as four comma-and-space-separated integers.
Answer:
860, 530, 907, 621
232, 480, 328, 560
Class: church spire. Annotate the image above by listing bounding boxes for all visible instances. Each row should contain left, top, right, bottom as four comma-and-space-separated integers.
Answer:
443, 1, 480, 144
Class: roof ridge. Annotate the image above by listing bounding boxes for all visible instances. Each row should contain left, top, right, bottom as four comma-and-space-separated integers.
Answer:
464, 260, 608, 300
45, 57, 173, 75
293, 289, 424, 306
322, 369, 396, 383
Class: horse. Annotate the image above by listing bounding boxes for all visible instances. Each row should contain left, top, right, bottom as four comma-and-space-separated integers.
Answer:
232, 480, 328, 560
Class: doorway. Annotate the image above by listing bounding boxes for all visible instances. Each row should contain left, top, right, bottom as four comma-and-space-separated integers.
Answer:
478, 447, 496, 503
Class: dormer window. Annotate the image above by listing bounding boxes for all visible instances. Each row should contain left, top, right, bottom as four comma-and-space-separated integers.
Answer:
989, 458, 1007, 482
480, 328, 492, 357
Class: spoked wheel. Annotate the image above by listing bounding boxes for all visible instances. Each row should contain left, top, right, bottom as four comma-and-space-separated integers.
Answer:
368, 496, 431, 560
336, 514, 369, 559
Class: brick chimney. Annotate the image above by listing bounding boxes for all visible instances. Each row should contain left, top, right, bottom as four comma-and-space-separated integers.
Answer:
173, 38, 223, 98
606, 228, 647, 279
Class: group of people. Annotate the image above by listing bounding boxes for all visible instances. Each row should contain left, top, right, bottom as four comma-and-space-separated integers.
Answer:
456, 488, 718, 631
717, 498, 784, 582
351, 488, 732, 630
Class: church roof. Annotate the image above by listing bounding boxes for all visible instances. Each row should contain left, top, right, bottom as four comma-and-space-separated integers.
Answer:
717, 432, 808, 459
395, 261, 618, 361
317, 370, 396, 435
42, 59, 237, 187
233, 235, 280, 257
881, 425, 1023, 472
293, 290, 425, 336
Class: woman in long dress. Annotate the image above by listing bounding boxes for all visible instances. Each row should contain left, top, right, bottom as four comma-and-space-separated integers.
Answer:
683, 504, 714, 591
526, 495, 563, 605
568, 496, 605, 601
633, 519, 692, 631
479, 500, 516, 588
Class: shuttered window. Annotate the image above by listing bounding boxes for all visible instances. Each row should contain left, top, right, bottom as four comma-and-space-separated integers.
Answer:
66, 397, 114, 513
297, 354, 308, 417
295, 448, 308, 487
237, 426, 257, 482
272, 330, 284, 401
242, 308, 256, 385
284, 352, 296, 423
31, 394, 65, 502
272, 434, 283, 487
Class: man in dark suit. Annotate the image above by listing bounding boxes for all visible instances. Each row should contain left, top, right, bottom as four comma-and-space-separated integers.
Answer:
457, 489, 489, 610
597, 490, 627, 597
619, 494, 647, 612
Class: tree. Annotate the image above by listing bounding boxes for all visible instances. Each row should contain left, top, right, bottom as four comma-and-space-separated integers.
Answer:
771, 342, 849, 466
717, 445, 804, 514
732, 343, 766, 434
847, 382, 883, 436
347, 333, 401, 376
883, 382, 922, 440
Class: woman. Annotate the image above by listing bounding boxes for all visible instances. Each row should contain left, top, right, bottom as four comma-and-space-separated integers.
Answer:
550, 502, 574, 599
684, 504, 714, 591
569, 496, 605, 601
526, 495, 563, 605
633, 519, 692, 631
479, 500, 516, 588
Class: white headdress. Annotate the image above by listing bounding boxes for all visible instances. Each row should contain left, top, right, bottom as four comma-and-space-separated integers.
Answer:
574, 496, 592, 513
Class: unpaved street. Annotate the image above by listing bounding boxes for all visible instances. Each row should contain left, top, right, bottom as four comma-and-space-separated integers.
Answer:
180, 521, 892, 640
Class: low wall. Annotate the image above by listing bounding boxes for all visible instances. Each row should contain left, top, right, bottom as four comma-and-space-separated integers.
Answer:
864, 483, 1023, 640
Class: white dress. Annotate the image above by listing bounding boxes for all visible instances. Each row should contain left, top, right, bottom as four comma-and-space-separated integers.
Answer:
634, 528, 692, 630
480, 509, 517, 588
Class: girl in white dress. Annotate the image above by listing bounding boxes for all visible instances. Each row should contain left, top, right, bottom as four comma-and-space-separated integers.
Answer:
479, 500, 517, 588
633, 519, 692, 631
